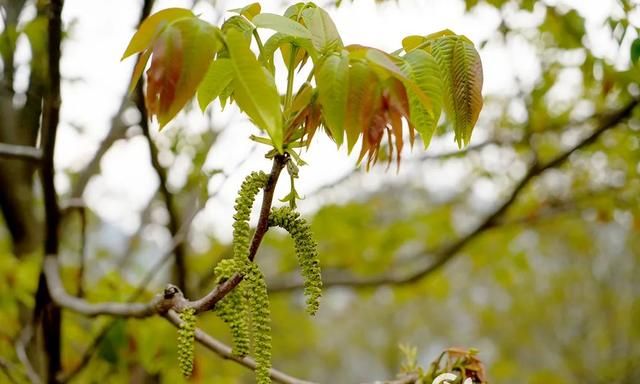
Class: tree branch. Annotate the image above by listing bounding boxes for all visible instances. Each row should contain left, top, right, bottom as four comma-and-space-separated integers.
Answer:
33, 1, 63, 381
0, 143, 41, 161
269, 99, 639, 291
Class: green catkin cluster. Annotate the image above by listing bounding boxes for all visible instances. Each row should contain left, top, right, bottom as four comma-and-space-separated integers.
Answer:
233, 171, 269, 271
213, 259, 250, 356
177, 307, 196, 377
244, 262, 272, 384
268, 206, 322, 315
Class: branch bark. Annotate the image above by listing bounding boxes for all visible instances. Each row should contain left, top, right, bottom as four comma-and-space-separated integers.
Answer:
0, 143, 42, 161
33, 0, 63, 382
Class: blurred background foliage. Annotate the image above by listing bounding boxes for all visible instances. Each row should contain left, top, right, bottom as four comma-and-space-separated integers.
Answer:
1, 0, 640, 383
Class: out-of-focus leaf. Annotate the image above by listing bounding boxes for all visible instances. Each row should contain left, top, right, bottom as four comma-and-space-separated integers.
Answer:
197, 58, 234, 111
98, 319, 127, 364
121, 8, 194, 60
221, 15, 255, 38
631, 38, 640, 65
253, 13, 312, 39
229, 2, 262, 20
226, 29, 283, 152
302, 7, 343, 53
316, 50, 349, 146
145, 17, 221, 128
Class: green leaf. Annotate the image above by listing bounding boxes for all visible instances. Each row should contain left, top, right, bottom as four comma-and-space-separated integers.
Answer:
226, 29, 284, 152
344, 61, 378, 153
302, 7, 343, 53
429, 35, 483, 147
121, 8, 194, 60
366, 48, 434, 113
253, 13, 312, 39
145, 18, 222, 128
260, 33, 317, 73
316, 51, 349, 146
197, 58, 234, 112
401, 50, 443, 148
221, 15, 255, 38
631, 38, 640, 65
229, 2, 262, 20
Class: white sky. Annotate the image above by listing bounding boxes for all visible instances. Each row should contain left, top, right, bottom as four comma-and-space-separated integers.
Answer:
20, 0, 629, 245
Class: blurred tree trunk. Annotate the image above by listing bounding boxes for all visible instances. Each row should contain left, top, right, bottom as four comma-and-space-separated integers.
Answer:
0, 0, 43, 255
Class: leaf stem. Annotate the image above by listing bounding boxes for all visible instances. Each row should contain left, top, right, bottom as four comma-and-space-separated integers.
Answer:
284, 47, 298, 109
252, 29, 265, 57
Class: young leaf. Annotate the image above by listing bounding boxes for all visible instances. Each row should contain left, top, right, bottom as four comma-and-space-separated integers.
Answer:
229, 2, 262, 20
302, 7, 343, 53
197, 58, 234, 112
401, 49, 443, 148
429, 35, 483, 147
145, 18, 222, 128
344, 61, 378, 153
365, 48, 434, 113
121, 8, 194, 60
316, 50, 349, 146
226, 29, 284, 152
252, 13, 312, 39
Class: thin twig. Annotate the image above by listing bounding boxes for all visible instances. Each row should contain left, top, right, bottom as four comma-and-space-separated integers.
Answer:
0, 143, 42, 161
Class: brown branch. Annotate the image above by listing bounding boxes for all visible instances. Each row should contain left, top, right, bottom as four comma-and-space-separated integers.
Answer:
0, 143, 42, 161
32, 1, 64, 382
269, 99, 639, 292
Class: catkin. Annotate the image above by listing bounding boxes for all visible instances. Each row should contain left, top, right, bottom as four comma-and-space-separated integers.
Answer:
214, 259, 250, 356
177, 307, 196, 377
268, 206, 322, 315
232, 171, 269, 271
245, 262, 272, 384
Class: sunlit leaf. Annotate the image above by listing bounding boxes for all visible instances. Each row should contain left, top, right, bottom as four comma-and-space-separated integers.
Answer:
121, 8, 194, 60
145, 18, 221, 128
226, 29, 284, 152
253, 13, 312, 39
197, 58, 234, 112
429, 34, 483, 147
302, 7, 343, 53
344, 61, 378, 153
229, 2, 262, 20
316, 50, 349, 146
366, 48, 434, 113
401, 49, 443, 148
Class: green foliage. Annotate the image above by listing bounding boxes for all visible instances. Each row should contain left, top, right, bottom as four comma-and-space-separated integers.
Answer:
177, 308, 196, 377
213, 259, 250, 357
631, 38, 640, 66
269, 206, 322, 315
232, 171, 269, 271
122, 2, 484, 167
